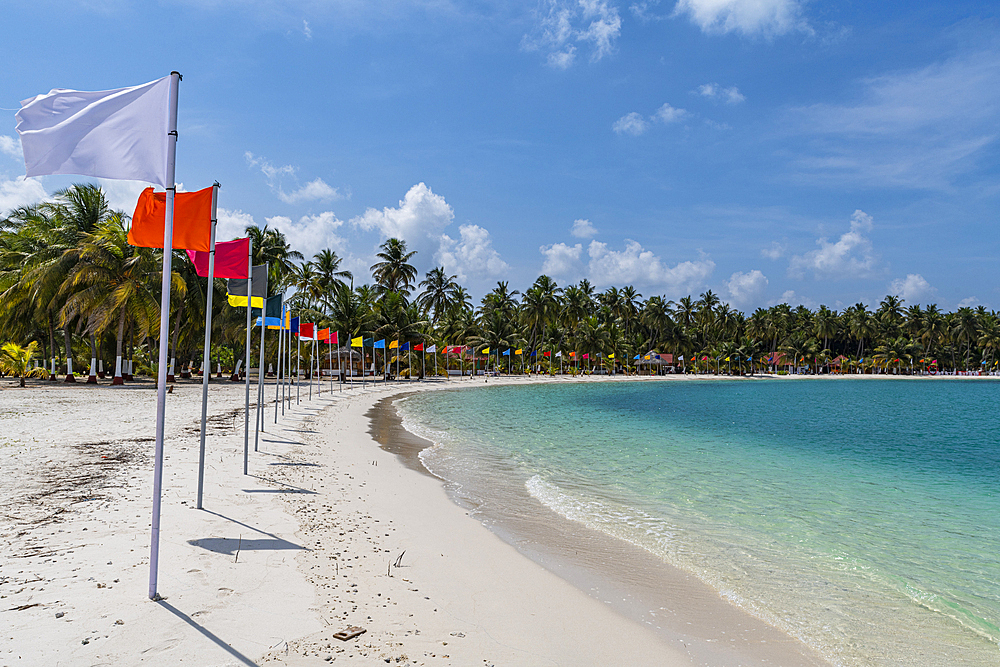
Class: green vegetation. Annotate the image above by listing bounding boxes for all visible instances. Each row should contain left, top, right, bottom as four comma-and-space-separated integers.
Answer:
2, 183, 997, 380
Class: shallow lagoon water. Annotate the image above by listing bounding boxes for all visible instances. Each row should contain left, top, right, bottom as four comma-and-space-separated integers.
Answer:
399, 379, 1000, 666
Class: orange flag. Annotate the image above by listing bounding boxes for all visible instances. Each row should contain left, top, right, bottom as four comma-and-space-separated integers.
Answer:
127, 186, 213, 251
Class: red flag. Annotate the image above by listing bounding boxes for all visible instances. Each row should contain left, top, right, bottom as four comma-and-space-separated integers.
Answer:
583, 353, 589, 359
128, 186, 213, 251
543, 351, 551, 357
331, 331, 339, 345
185, 237, 250, 279
300, 323, 314, 339
414, 343, 424, 351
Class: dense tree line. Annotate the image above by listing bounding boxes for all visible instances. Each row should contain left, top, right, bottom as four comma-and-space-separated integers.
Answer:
3, 184, 999, 381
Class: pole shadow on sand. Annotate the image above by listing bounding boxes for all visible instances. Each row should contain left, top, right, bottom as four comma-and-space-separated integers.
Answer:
156, 599, 261, 667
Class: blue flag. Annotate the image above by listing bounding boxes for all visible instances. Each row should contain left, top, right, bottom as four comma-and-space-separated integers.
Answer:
290, 316, 299, 334
503, 349, 511, 356
401, 342, 410, 351
373, 339, 386, 349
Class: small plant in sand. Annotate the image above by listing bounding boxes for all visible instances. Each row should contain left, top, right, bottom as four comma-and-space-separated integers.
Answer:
0, 341, 49, 387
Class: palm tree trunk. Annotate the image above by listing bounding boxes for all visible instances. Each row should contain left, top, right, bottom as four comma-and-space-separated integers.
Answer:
48, 316, 56, 381
63, 326, 75, 382
87, 335, 98, 383
113, 310, 126, 385
167, 301, 185, 382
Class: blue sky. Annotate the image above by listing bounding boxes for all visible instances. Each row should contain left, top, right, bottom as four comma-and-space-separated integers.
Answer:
2, 0, 998, 311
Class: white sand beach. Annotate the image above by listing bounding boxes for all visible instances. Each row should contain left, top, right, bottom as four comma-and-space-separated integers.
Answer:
1, 374, 829, 666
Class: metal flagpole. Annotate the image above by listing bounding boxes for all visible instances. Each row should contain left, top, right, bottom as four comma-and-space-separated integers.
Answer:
243, 241, 253, 476
196, 181, 219, 510
338, 335, 343, 392
296, 331, 300, 405
149, 70, 181, 601
309, 337, 313, 400
254, 263, 268, 451
275, 306, 282, 423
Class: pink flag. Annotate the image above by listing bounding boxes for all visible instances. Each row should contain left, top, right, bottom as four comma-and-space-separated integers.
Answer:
185, 237, 250, 279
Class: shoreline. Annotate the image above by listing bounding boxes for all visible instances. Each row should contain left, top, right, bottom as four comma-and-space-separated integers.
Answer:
373, 378, 829, 666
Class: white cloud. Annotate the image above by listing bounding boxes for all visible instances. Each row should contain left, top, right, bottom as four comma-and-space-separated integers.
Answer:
352, 182, 454, 251
696, 82, 745, 104
653, 103, 688, 123
94, 179, 150, 214
0, 176, 47, 216
302, 19, 312, 39
548, 47, 577, 69
888, 274, 933, 302
674, 0, 807, 37
278, 177, 340, 204
266, 211, 347, 256
540, 242, 584, 275
788, 210, 880, 280
630, 0, 665, 21
216, 208, 257, 243
761, 241, 785, 260
787, 44, 1000, 189
613, 112, 649, 136
436, 224, 509, 282
0, 136, 21, 160
571, 218, 598, 238
725, 269, 768, 307
522, 0, 621, 68
587, 239, 715, 292
774, 289, 816, 309
245, 151, 341, 204
957, 296, 980, 308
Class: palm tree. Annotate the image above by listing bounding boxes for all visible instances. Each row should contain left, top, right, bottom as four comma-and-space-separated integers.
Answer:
57, 213, 162, 383
313, 249, 352, 303
0, 341, 48, 387
371, 238, 418, 301
247, 224, 304, 290
417, 267, 460, 320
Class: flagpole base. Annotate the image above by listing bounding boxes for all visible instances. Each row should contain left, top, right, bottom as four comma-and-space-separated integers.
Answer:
112, 376, 124, 385
64, 374, 76, 383
98, 372, 106, 379
166, 375, 176, 383
87, 375, 98, 384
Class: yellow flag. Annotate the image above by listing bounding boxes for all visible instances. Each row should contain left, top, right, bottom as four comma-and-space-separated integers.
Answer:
515, 349, 522, 355
228, 294, 264, 308
389, 340, 399, 349
725, 356, 730, 361
482, 347, 490, 354
351, 336, 363, 347
608, 353, 615, 359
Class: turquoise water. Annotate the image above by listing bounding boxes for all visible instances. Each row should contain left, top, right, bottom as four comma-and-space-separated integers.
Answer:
398, 379, 1000, 666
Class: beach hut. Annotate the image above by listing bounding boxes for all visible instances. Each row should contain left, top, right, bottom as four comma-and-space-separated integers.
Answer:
633, 350, 672, 375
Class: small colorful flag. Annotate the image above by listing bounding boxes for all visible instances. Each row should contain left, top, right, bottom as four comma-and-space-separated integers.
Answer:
351, 336, 363, 347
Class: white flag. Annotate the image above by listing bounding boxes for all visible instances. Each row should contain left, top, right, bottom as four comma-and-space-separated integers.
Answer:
426, 344, 437, 353
679, 355, 684, 361
555, 351, 562, 357
16, 76, 171, 187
